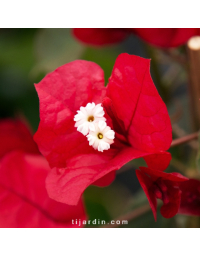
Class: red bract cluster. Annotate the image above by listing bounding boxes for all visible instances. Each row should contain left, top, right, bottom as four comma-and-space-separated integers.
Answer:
0, 119, 86, 228
34, 53, 172, 208
136, 167, 188, 220
73, 28, 200, 48
178, 179, 200, 216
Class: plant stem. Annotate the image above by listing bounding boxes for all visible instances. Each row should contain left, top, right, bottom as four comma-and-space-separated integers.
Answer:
101, 203, 151, 228
171, 132, 199, 148
187, 36, 200, 130
163, 49, 187, 68
172, 123, 198, 149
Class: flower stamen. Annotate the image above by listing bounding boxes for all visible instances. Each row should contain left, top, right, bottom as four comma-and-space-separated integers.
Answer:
88, 116, 94, 122
98, 133, 103, 139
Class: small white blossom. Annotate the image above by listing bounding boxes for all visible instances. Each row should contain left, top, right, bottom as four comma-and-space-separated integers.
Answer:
86, 121, 115, 152
74, 102, 106, 135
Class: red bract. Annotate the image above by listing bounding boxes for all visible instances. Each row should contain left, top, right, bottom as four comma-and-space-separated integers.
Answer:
178, 179, 200, 216
136, 167, 188, 220
73, 28, 200, 48
73, 28, 128, 46
134, 28, 200, 48
0, 119, 39, 158
34, 53, 172, 206
0, 119, 86, 228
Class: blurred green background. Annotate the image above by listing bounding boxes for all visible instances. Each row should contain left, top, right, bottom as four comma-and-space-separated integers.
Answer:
0, 28, 198, 228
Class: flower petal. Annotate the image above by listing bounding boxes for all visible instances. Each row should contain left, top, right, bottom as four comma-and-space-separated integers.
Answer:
134, 28, 199, 48
143, 152, 172, 171
160, 184, 181, 218
179, 179, 200, 216
34, 60, 106, 168
136, 169, 157, 221
73, 28, 200, 48
0, 151, 87, 228
46, 148, 162, 205
107, 53, 172, 153
72, 28, 128, 46
139, 166, 188, 182
92, 171, 116, 187
0, 119, 39, 159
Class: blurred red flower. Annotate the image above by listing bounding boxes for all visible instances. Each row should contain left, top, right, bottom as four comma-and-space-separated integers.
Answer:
0, 119, 86, 228
178, 178, 200, 216
73, 28, 200, 48
34, 53, 172, 206
73, 28, 128, 46
0, 119, 39, 158
136, 167, 188, 220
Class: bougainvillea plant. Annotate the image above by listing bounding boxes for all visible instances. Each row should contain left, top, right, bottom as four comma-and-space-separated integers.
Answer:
34, 53, 173, 214
72, 28, 200, 48
136, 167, 188, 220
0, 119, 87, 228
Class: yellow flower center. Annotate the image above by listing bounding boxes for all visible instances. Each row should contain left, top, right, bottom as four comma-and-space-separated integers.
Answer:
98, 133, 103, 139
88, 116, 94, 122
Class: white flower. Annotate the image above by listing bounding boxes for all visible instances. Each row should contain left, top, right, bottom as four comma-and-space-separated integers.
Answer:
74, 102, 106, 135
86, 121, 115, 152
